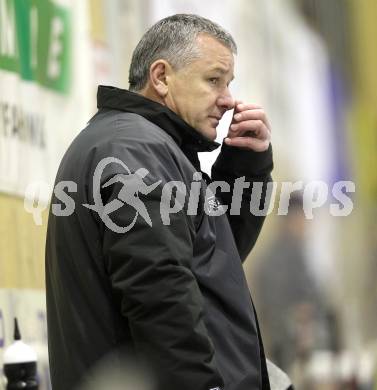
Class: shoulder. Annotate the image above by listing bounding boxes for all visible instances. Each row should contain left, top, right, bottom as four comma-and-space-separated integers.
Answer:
92, 110, 176, 147
85, 110, 193, 184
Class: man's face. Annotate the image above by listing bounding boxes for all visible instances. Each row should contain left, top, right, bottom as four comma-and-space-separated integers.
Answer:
164, 34, 235, 141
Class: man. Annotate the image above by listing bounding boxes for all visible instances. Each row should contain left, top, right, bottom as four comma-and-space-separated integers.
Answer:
46, 14, 273, 390
253, 194, 331, 378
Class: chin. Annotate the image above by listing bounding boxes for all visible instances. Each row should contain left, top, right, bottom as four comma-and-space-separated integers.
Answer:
200, 127, 217, 141
208, 129, 218, 141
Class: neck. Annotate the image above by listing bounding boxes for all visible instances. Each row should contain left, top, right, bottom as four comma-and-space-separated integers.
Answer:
138, 85, 166, 107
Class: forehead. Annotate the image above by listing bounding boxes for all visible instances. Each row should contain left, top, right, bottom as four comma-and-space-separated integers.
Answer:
189, 34, 235, 75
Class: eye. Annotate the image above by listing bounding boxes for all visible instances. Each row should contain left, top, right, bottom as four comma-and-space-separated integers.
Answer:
208, 77, 219, 85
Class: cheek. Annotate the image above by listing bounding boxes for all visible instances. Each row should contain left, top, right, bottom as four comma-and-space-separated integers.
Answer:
199, 90, 217, 108
194, 102, 211, 122
179, 84, 216, 122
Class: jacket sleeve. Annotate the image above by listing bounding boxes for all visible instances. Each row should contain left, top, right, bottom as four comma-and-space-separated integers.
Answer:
100, 167, 224, 390
211, 142, 273, 263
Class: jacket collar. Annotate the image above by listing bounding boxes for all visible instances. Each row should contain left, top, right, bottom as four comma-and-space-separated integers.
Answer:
97, 85, 221, 154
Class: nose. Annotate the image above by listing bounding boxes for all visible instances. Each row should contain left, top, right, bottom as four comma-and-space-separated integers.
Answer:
217, 87, 235, 112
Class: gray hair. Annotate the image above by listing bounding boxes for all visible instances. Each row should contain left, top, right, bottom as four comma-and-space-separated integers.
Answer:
128, 14, 237, 92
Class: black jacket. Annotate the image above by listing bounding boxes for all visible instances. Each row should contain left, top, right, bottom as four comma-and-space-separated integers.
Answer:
45, 86, 273, 390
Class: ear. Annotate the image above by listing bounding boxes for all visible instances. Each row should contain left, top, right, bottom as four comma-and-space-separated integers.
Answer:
148, 60, 172, 98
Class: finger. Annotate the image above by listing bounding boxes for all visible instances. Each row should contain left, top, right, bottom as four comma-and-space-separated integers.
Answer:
224, 136, 270, 152
233, 108, 267, 124
233, 100, 244, 112
236, 103, 263, 111
230, 120, 271, 141
234, 110, 272, 134
229, 128, 270, 144
232, 105, 272, 133
230, 100, 244, 124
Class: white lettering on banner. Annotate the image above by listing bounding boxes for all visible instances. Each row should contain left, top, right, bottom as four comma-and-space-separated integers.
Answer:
0, 0, 16, 57
30, 5, 38, 69
0, 1, 91, 197
47, 16, 64, 79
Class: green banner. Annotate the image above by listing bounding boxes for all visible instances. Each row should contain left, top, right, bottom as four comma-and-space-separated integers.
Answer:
0, 0, 71, 93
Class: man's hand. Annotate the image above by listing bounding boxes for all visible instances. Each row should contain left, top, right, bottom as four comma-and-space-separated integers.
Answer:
224, 101, 271, 152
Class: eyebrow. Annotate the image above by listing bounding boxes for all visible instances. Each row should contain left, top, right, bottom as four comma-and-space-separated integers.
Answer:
210, 67, 235, 81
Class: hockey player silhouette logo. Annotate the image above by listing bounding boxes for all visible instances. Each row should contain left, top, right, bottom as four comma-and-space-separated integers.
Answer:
84, 157, 161, 233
